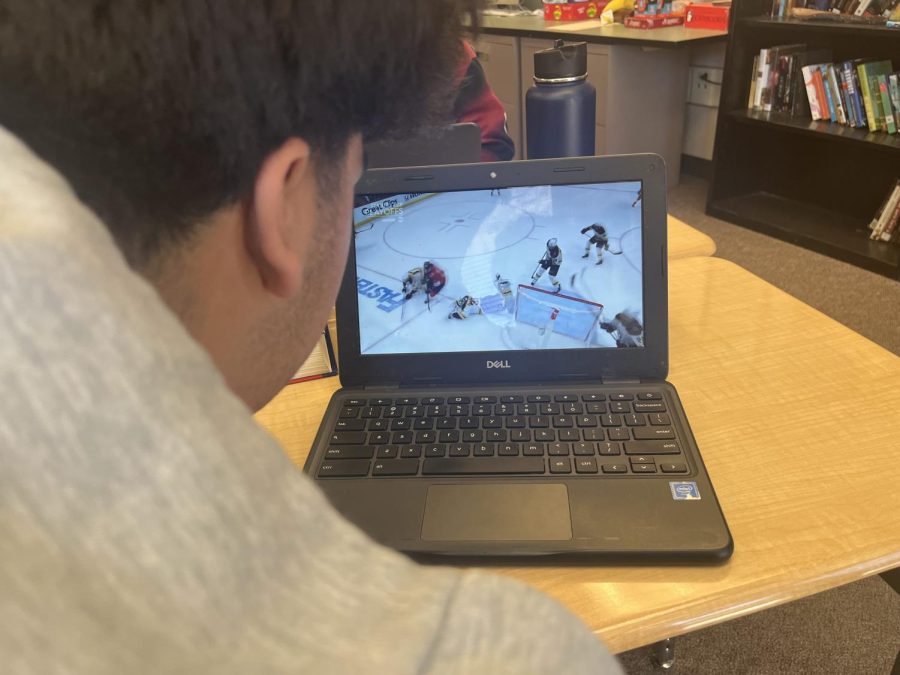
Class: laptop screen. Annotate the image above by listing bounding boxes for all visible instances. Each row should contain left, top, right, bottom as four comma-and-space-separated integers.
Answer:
351, 181, 644, 356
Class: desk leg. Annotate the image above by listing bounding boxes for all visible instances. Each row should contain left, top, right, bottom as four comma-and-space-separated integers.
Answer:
651, 638, 676, 670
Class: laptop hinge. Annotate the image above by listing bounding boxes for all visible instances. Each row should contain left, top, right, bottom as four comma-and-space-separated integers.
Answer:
603, 378, 642, 385
364, 383, 400, 390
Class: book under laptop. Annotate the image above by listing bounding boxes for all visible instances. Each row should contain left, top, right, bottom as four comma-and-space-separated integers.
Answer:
304, 154, 733, 562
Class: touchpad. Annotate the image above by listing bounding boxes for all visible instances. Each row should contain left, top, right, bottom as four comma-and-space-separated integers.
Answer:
421, 484, 572, 541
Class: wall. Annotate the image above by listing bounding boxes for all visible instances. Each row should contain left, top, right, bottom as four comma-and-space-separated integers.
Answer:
683, 42, 726, 161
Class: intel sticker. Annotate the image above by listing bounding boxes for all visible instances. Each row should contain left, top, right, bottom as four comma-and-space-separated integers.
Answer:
670, 481, 701, 500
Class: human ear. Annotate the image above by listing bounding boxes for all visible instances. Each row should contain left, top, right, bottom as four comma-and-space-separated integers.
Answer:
245, 137, 315, 299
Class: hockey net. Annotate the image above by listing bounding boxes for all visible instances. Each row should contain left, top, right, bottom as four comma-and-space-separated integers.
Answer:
504, 284, 603, 349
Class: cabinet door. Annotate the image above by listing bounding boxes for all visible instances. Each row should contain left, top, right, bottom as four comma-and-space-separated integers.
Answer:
471, 35, 522, 159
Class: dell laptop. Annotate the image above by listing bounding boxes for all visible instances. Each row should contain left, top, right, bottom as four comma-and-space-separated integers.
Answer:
304, 154, 733, 562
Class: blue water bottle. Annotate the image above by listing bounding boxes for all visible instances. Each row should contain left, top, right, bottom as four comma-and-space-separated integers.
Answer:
526, 40, 596, 159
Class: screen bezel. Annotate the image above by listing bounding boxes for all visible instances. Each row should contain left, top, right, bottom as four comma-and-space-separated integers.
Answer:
335, 154, 668, 386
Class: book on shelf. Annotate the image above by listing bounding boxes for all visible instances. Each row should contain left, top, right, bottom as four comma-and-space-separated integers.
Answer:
288, 327, 337, 384
771, 0, 900, 17
859, 60, 893, 132
869, 180, 900, 243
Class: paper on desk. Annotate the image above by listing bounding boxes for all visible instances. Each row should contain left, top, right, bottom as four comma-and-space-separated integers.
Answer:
543, 20, 609, 31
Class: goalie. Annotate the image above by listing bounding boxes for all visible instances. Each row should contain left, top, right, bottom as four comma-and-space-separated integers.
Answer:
531, 239, 562, 293
600, 310, 644, 348
448, 295, 483, 320
580, 223, 609, 265
402, 260, 446, 301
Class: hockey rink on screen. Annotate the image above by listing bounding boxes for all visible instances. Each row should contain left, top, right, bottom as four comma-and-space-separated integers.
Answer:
353, 182, 643, 355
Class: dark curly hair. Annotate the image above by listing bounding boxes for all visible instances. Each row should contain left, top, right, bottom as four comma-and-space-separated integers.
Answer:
0, 0, 481, 265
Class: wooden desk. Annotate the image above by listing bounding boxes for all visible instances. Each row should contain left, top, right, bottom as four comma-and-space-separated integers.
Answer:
667, 214, 715, 258
255, 256, 900, 653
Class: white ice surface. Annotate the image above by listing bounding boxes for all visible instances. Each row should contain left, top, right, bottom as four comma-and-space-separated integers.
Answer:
353, 183, 643, 355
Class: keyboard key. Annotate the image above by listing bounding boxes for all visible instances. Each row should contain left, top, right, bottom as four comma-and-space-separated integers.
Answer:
625, 413, 647, 427
530, 415, 550, 428
633, 401, 666, 412
449, 444, 470, 457
486, 430, 506, 442
425, 444, 446, 458
345, 398, 366, 406
422, 458, 545, 475
540, 403, 561, 415
632, 463, 657, 473
581, 393, 607, 402
554, 394, 578, 402
382, 406, 402, 418
400, 445, 422, 458
632, 427, 676, 440
534, 429, 555, 442
576, 415, 598, 428
574, 442, 596, 456
610, 401, 630, 414
527, 394, 551, 402
586, 402, 608, 414
413, 418, 433, 430
495, 404, 514, 416
661, 463, 688, 473
361, 406, 382, 419
624, 441, 681, 455
318, 460, 370, 478
391, 431, 413, 444
584, 428, 605, 441
426, 405, 446, 416
608, 427, 630, 441
324, 446, 375, 460
575, 457, 599, 474
415, 431, 436, 443
438, 430, 459, 443
501, 395, 523, 403
549, 458, 572, 474
553, 415, 574, 428
558, 429, 580, 442
449, 405, 468, 416
459, 417, 478, 429
335, 419, 365, 431
370, 397, 393, 406
339, 407, 360, 418
609, 393, 634, 401
600, 414, 622, 427
562, 403, 582, 414
474, 443, 495, 457
372, 459, 419, 476
650, 413, 672, 426
376, 445, 399, 458
473, 405, 491, 416
462, 430, 482, 442
498, 443, 520, 456
629, 455, 656, 464
331, 431, 366, 444
448, 396, 470, 404
436, 417, 456, 429
637, 392, 663, 400
548, 442, 570, 456
367, 419, 389, 431
522, 443, 545, 456
510, 429, 531, 442
598, 441, 622, 455
390, 419, 411, 430
475, 396, 496, 403
601, 463, 628, 474
396, 397, 418, 405
507, 416, 526, 428
422, 397, 444, 405
482, 417, 502, 428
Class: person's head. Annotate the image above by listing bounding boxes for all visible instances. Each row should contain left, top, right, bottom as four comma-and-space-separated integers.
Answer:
0, 0, 480, 410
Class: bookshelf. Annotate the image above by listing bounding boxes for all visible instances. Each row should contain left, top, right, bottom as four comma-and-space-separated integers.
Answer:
708, 0, 900, 279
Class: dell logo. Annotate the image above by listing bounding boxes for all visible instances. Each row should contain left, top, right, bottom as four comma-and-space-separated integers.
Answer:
487, 360, 511, 369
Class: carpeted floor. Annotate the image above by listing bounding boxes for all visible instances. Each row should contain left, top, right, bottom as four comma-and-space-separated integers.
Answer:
615, 175, 900, 674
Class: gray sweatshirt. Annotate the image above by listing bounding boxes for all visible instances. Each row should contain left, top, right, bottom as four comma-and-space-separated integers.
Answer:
0, 127, 622, 674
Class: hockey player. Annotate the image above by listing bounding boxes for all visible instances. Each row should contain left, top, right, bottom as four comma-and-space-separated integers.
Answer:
402, 260, 446, 302
494, 273, 514, 311
531, 238, 562, 293
580, 223, 609, 265
448, 295, 483, 320
600, 311, 644, 348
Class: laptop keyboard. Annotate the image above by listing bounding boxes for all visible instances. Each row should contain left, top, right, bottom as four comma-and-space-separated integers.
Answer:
316, 391, 691, 479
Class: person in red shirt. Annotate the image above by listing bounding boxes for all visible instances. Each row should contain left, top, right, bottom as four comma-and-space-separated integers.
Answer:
453, 42, 515, 161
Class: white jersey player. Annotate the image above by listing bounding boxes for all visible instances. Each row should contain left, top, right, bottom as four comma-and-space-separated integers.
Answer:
531, 239, 562, 293
494, 273, 514, 312
580, 223, 609, 265
600, 311, 644, 348
448, 295, 483, 320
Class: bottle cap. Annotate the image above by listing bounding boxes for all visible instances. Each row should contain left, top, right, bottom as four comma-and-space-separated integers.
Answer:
533, 40, 588, 83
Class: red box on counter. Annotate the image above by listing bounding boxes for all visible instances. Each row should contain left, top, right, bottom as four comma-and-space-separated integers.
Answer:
543, 1, 608, 21
684, 2, 731, 30
623, 13, 685, 28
